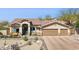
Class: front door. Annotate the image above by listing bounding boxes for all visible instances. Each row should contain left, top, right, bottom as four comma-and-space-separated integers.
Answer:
22, 24, 28, 35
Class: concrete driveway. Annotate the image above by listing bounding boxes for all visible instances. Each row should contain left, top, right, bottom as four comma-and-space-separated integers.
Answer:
42, 36, 79, 50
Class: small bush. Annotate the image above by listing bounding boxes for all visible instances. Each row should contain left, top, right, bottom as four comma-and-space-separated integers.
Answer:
28, 41, 32, 45
35, 37, 38, 41
11, 44, 20, 50
0, 32, 3, 35
23, 36, 28, 41
15, 45, 20, 50
4, 40, 7, 46
33, 37, 38, 42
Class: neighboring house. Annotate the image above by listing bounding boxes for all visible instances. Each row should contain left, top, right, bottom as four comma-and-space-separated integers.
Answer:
6, 18, 75, 36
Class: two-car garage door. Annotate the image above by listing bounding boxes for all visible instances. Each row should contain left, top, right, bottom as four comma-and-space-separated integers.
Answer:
42, 29, 68, 36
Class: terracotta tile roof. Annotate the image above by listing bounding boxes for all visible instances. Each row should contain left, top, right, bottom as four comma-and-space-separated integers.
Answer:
42, 20, 71, 28
11, 18, 66, 26
31, 19, 41, 26
11, 18, 31, 24
11, 18, 41, 25
11, 18, 22, 24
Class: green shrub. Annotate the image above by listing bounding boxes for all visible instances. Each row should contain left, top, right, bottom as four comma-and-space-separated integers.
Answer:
23, 36, 28, 41
75, 21, 79, 28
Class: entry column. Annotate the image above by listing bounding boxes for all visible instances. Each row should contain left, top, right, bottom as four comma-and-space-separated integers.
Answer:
58, 28, 60, 35
68, 29, 70, 35
9, 26, 12, 35
28, 24, 30, 35
19, 25, 22, 35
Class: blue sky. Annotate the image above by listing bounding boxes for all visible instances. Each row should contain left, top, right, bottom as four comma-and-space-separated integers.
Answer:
0, 8, 64, 22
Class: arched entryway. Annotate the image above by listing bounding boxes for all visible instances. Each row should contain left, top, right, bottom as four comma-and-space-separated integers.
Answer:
22, 24, 28, 35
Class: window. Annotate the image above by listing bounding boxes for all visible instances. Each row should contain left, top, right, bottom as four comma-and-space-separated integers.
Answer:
12, 29, 16, 32
12, 28, 19, 33
16, 29, 19, 33
32, 27, 35, 31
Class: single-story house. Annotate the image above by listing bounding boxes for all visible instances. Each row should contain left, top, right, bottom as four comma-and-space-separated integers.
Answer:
6, 18, 75, 36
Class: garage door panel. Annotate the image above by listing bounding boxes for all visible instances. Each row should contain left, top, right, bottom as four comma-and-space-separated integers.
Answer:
70, 29, 75, 34
43, 29, 58, 36
60, 29, 68, 35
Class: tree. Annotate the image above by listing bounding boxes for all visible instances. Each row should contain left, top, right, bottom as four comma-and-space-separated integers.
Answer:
75, 20, 79, 28
1, 21, 9, 26
58, 8, 79, 34
0, 20, 9, 30
58, 8, 79, 26
74, 20, 79, 34
38, 17, 44, 21
38, 15, 53, 21
44, 15, 52, 20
